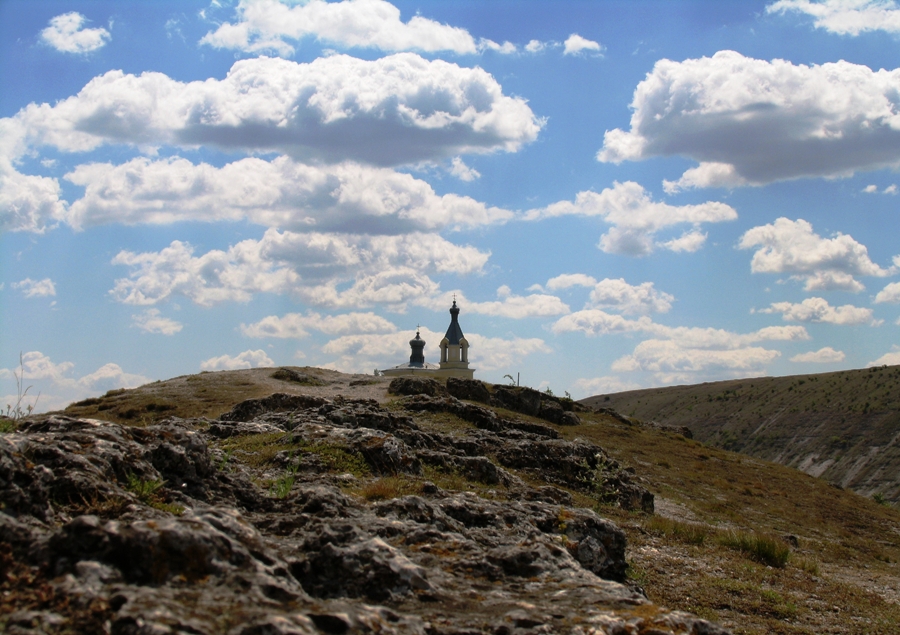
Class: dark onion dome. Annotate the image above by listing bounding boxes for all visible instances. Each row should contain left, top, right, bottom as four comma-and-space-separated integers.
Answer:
444, 300, 464, 345
409, 330, 426, 366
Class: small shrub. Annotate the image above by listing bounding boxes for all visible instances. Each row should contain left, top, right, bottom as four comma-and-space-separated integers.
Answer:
718, 530, 790, 568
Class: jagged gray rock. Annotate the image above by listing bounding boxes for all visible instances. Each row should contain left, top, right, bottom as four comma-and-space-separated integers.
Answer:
0, 394, 726, 634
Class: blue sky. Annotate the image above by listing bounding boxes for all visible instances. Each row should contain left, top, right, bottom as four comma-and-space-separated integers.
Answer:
2, 0, 900, 411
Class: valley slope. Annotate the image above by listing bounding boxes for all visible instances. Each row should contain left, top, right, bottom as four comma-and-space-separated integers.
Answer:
581, 364, 900, 502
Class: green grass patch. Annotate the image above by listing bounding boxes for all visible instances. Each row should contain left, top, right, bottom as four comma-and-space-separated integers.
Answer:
793, 555, 820, 575
643, 516, 709, 545
357, 476, 421, 501
718, 530, 791, 568
297, 440, 371, 476
220, 431, 295, 467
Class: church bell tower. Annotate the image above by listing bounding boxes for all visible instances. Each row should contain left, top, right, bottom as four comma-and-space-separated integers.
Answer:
438, 300, 473, 378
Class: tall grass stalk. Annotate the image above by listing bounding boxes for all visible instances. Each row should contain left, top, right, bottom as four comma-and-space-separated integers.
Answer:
3, 352, 41, 424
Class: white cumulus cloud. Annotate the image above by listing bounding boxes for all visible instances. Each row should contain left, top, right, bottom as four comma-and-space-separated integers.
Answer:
552, 310, 809, 346
0, 351, 74, 382
790, 347, 846, 363
611, 339, 782, 376
77, 363, 151, 392
543, 273, 599, 291
242, 311, 397, 338
0, 352, 150, 413
0, 119, 68, 233
12, 54, 542, 168
599, 50, 900, 187
200, 0, 502, 56
131, 309, 183, 335
767, 0, 900, 35
524, 181, 736, 256
12, 278, 56, 298
543, 275, 673, 314
867, 345, 900, 366
64, 156, 509, 232
572, 376, 642, 398
41, 12, 110, 54
563, 34, 603, 56
200, 349, 275, 371
759, 297, 880, 325
0, 166, 67, 233
110, 229, 490, 309
420, 287, 569, 319
552, 310, 807, 381
875, 281, 900, 303
739, 217, 896, 292
449, 157, 481, 182
588, 278, 674, 314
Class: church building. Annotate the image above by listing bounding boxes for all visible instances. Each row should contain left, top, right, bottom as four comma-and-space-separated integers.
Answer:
379, 300, 475, 379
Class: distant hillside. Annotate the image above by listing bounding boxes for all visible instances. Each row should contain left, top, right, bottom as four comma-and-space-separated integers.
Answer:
582, 364, 900, 502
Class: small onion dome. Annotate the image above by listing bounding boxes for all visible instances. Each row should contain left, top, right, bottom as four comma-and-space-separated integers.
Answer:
409, 330, 426, 366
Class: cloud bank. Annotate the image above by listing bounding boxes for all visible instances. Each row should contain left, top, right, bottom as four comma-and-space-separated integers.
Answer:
767, 0, 900, 36
65, 156, 511, 232
200, 349, 274, 371
524, 181, 736, 256
110, 230, 489, 309
739, 217, 895, 292
759, 297, 880, 325
599, 51, 900, 188
11, 53, 541, 167
200, 0, 513, 56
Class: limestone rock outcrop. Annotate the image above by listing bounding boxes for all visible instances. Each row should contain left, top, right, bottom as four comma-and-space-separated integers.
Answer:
1, 391, 727, 634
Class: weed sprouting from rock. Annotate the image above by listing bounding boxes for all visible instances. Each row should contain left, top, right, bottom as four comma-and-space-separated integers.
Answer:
270, 456, 299, 498
125, 473, 183, 515
126, 473, 165, 502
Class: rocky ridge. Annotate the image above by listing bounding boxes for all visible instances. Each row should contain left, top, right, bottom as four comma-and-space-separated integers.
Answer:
0, 376, 727, 635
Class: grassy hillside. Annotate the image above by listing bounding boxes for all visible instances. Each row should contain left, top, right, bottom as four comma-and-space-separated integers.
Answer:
582, 364, 900, 502
60, 366, 387, 424
28, 367, 900, 633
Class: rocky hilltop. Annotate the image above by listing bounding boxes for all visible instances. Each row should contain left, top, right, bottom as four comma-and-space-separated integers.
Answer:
582, 365, 900, 502
1, 372, 725, 635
